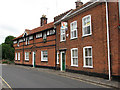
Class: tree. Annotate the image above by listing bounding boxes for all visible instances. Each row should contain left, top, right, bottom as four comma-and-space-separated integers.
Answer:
5, 36, 15, 47
2, 35, 16, 61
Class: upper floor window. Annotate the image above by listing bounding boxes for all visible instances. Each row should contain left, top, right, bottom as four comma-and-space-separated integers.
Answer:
29, 36, 33, 40
70, 21, 77, 39
82, 15, 92, 37
83, 46, 93, 68
41, 51, 48, 61
36, 33, 42, 38
25, 52, 29, 61
50, 30, 55, 35
60, 28, 66, 42
71, 48, 78, 67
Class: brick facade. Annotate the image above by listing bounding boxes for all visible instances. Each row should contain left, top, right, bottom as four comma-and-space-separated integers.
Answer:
54, 2, 120, 77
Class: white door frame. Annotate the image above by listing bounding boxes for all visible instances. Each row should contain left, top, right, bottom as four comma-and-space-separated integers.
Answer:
32, 52, 35, 67
60, 51, 66, 71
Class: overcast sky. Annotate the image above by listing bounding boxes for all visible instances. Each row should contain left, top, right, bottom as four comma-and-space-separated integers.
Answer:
0, 0, 90, 44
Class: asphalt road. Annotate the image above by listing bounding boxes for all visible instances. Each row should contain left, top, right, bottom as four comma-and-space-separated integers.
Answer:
2, 65, 107, 88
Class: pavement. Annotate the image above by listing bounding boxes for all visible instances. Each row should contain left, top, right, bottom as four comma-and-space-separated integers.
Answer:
12, 64, 120, 89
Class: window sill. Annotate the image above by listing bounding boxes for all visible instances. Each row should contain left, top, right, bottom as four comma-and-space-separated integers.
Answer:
71, 65, 78, 67
41, 60, 48, 62
25, 60, 29, 62
60, 40, 66, 43
83, 66, 93, 69
82, 34, 92, 38
70, 37, 78, 40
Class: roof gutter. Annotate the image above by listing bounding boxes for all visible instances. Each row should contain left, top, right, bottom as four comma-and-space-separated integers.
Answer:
105, 0, 111, 81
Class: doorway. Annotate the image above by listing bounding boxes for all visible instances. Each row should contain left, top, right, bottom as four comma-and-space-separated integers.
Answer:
60, 51, 66, 71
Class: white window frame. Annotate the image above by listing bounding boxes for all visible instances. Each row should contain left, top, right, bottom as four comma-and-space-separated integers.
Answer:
57, 52, 59, 64
15, 53, 17, 60
70, 21, 78, 39
71, 48, 78, 67
18, 53, 20, 61
83, 46, 93, 68
82, 15, 92, 37
25, 52, 29, 61
41, 51, 48, 61
60, 28, 66, 42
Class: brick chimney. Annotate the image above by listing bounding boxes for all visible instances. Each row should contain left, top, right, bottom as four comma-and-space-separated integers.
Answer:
75, 0, 83, 8
40, 15, 47, 26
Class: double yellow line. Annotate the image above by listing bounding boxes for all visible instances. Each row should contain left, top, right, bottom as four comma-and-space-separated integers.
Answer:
0, 76, 12, 90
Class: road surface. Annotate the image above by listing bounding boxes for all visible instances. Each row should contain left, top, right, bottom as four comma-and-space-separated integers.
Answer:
2, 65, 107, 88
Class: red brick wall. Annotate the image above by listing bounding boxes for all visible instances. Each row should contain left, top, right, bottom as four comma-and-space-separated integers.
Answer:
14, 31, 56, 67
108, 2, 120, 76
56, 2, 120, 76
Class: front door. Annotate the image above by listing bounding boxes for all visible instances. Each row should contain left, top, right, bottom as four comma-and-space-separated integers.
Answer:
32, 52, 36, 67
61, 51, 66, 71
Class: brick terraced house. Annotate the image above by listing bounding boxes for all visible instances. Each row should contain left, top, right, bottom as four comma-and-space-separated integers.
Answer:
54, 0, 120, 80
13, 15, 56, 69
13, 0, 120, 80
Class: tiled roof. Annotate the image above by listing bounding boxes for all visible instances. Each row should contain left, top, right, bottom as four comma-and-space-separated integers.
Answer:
13, 22, 54, 41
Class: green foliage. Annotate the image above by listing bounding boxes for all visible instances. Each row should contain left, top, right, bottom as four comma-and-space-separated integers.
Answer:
5, 36, 15, 47
1, 35, 16, 61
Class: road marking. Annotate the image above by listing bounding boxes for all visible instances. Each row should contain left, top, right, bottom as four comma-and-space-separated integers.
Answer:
0, 76, 12, 90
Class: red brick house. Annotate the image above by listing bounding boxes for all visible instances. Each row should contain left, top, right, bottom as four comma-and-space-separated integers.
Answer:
54, 1, 120, 80
13, 15, 56, 69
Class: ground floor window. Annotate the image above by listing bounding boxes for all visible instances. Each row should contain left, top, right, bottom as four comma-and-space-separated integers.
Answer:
71, 48, 78, 67
18, 53, 20, 61
57, 52, 59, 64
41, 51, 48, 61
83, 46, 93, 68
15, 53, 17, 60
25, 52, 29, 61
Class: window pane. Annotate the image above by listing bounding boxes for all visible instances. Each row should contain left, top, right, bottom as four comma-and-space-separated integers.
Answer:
74, 50, 78, 57
85, 58, 89, 66
85, 48, 88, 56
87, 26, 90, 34
88, 48, 92, 56
72, 50, 74, 57
89, 58, 92, 66
74, 30, 76, 37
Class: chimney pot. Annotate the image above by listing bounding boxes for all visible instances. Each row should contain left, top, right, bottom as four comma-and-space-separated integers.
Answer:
75, 0, 83, 8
